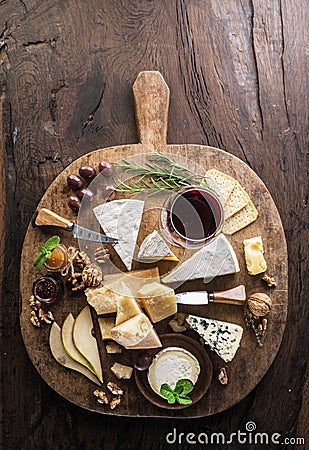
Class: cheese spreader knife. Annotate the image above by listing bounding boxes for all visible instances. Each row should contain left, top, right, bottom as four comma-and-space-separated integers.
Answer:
175, 285, 246, 306
35, 208, 118, 244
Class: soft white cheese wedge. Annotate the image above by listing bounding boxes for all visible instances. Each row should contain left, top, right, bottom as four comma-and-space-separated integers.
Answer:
161, 234, 239, 284
93, 199, 144, 271
147, 347, 200, 397
138, 230, 178, 261
186, 315, 243, 362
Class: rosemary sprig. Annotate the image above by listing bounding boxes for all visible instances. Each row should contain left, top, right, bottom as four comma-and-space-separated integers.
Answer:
114, 152, 211, 194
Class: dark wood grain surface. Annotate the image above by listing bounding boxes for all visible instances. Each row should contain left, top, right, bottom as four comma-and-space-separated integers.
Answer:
0, 1, 308, 449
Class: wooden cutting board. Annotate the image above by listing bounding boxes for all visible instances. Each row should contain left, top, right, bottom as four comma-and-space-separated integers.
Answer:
19, 71, 288, 418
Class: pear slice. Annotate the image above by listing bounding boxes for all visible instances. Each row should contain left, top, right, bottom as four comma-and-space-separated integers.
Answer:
62, 313, 97, 375
73, 306, 103, 383
49, 322, 101, 385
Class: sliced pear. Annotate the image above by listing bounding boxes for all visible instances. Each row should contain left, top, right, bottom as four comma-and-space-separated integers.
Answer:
62, 313, 97, 375
73, 306, 103, 383
49, 322, 101, 385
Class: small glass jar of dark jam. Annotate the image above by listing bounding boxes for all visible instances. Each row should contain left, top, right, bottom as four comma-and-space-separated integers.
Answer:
33, 275, 63, 304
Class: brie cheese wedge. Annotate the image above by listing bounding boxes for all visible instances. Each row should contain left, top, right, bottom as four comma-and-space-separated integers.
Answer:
93, 199, 144, 271
161, 234, 239, 284
186, 315, 243, 362
138, 230, 178, 261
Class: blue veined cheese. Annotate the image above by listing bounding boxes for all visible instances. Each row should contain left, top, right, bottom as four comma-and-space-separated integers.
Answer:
186, 315, 243, 362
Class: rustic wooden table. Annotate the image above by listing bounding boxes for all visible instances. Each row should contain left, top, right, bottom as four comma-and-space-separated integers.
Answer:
0, 1, 307, 449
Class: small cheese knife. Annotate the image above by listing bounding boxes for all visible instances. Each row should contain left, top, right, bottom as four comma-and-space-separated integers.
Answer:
35, 208, 118, 244
175, 285, 246, 306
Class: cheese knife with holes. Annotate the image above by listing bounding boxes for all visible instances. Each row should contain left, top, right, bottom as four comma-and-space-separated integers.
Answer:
35, 208, 118, 244
175, 285, 246, 305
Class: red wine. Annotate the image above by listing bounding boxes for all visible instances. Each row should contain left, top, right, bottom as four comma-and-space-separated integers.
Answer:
170, 188, 221, 241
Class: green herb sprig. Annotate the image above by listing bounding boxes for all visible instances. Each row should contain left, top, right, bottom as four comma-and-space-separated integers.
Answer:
34, 236, 60, 268
160, 379, 194, 405
114, 152, 212, 195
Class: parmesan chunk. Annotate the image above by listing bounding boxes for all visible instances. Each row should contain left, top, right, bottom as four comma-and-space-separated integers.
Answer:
125, 328, 162, 350
85, 284, 118, 314
116, 293, 141, 326
111, 313, 152, 347
105, 342, 122, 354
111, 362, 133, 379
137, 282, 177, 323
98, 317, 115, 340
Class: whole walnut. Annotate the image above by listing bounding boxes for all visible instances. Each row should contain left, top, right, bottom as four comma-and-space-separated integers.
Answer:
82, 264, 103, 287
247, 293, 272, 317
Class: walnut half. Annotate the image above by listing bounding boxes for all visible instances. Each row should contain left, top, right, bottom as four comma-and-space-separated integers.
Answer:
218, 367, 229, 385
247, 293, 272, 317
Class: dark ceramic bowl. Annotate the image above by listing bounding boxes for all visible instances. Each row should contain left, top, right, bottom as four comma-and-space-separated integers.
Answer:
134, 333, 213, 410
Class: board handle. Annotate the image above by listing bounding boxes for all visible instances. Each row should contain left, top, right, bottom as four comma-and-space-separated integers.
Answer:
212, 285, 246, 305
35, 208, 71, 229
133, 71, 170, 147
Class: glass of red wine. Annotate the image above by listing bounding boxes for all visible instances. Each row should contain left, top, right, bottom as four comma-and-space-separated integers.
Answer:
161, 186, 224, 248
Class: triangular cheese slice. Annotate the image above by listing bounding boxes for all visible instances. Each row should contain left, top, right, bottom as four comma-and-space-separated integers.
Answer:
125, 328, 162, 350
138, 230, 179, 261
115, 283, 141, 326
161, 234, 239, 284
93, 200, 144, 270
186, 315, 243, 362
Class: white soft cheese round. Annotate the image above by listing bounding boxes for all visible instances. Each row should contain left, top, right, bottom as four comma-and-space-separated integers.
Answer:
147, 347, 200, 397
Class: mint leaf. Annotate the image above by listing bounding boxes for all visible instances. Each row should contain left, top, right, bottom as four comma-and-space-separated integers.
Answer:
45, 235, 60, 251
174, 385, 184, 395
38, 246, 47, 255
34, 252, 49, 268
175, 379, 194, 395
167, 394, 176, 404
160, 383, 174, 398
176, 395, 192, 405
160, 380, 194, 406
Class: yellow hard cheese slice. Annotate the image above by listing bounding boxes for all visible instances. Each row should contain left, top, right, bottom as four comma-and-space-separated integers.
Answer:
137, 282, 177, 323
98, 317, 115, 340
243, 236, 267, 275
116, 291, 141, 326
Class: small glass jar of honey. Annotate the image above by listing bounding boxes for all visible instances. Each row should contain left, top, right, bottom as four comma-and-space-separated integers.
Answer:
43, 244, 68, 272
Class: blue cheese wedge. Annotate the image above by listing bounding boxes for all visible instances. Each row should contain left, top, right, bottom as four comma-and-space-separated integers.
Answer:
161, 234, 239, 284
93, 200, 144, 271
186, 315, 243, 362
138, 230, 178, 262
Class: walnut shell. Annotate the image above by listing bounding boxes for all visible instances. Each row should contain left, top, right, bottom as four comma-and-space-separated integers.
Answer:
247, 293, 272, 317
82, 264, 103, 287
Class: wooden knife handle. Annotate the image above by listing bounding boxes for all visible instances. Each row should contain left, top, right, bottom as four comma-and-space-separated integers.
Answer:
35, 208, 71, 229
133, 71, 170, 146
212, 285, 246, 305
